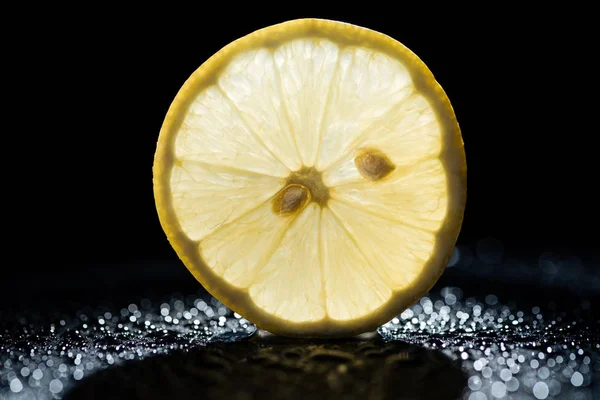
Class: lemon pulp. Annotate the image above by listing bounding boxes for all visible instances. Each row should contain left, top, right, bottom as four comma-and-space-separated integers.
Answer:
153, 19, 466, 337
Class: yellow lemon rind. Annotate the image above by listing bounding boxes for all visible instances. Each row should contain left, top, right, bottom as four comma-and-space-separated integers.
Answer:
153, 18, 467, 338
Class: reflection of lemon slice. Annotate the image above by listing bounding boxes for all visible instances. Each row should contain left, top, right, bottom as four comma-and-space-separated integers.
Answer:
153, 19, 466, 337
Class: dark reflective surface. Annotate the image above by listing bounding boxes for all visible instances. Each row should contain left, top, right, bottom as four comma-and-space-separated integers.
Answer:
65, 335, 466, 400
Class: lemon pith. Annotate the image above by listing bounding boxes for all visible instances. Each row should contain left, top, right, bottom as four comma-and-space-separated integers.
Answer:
153, 18, 466, 337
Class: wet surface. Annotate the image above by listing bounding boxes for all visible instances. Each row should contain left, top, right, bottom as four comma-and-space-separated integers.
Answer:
2, 241, 600, 399
1, 295, 257, 399
1, 285, 598, 400
65, 336, 466, 400
379, 288, 599, 399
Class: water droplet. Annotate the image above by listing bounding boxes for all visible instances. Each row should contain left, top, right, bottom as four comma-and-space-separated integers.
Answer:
49, 379, 63, 394
491, 381, 507, 398
570, 371, 583, 387
32, 369, 43, 380
506, 377, 519, 392
533, 381, 549, 399
537, 366, 550, 379
468, 392, 487, 400
482, 366, 493, 378
468, 375, 482, 390
73, 369, 84, 380
500, 368, 512, 381
548, 379, 561, 396
10, 378, 24, 393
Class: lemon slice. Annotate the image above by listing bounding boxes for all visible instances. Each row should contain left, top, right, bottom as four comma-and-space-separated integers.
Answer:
153, 18, 466, 337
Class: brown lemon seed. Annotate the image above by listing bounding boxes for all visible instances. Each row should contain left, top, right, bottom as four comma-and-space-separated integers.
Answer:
354, 149, 396, 181
272, 184, 310, 215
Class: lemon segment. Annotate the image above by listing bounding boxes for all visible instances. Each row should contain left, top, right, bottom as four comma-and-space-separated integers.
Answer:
170, 160, 285, 241
218, 49, 302, 171
328, 199, 436, 289
329, 159, 448, 232
249, 203, 325, 322
199, 200, 292, 288
322, 93, 440, 187
153, 18, 466, 337
175, 87, 290, 177
320, 208, 392, 320
274, 40, 340, 167
315, 46, 413, 172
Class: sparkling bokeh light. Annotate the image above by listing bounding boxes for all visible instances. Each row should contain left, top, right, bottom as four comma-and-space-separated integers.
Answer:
1, 295, 256, 399
378, 287, 599, 399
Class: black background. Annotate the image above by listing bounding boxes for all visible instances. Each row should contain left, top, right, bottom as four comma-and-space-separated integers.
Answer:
8, 12, 598, 305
